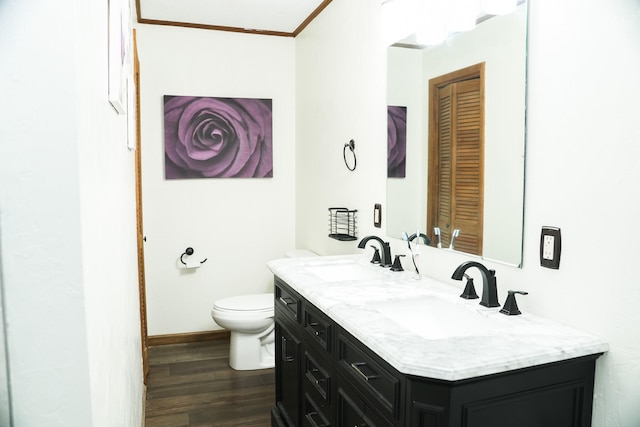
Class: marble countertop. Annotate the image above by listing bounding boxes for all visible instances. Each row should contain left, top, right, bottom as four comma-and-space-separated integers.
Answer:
267, 254, 608, 381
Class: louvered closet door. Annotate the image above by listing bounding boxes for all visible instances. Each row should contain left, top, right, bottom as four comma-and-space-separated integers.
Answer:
434, 78, 484, 255
451, 78, 483, 255
436, 85, 453, 246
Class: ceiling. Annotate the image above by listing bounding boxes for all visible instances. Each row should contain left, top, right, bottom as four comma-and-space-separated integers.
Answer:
135, 0, 334, 37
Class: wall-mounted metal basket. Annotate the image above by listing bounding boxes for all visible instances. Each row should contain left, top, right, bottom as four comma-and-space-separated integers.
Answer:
328, 207, 358, 241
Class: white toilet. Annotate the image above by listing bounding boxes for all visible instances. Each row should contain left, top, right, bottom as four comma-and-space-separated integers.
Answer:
211, 293, 275, 370
211, 249, 317, 370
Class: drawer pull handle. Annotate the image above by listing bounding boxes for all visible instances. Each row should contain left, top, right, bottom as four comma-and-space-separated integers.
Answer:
306, 411, 329, 427
308, 368, 327, 383
350, 362, 379, 381
279, 296, 295, 306
308, 322, 325, 334
282, 337, 295, 362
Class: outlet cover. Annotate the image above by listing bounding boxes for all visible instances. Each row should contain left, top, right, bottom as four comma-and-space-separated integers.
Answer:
540, 226, 561, 269
374, 203, 382, 228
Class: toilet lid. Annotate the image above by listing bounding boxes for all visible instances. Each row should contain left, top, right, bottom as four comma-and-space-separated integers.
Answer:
214, 293, 273, 311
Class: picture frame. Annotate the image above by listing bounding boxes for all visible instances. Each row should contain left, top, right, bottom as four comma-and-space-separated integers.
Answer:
108, 0, 130, 114
163, 95, 274, 179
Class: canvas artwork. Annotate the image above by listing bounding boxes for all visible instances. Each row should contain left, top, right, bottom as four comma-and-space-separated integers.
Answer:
164, 95, 273, 179
387, 105, 407, 178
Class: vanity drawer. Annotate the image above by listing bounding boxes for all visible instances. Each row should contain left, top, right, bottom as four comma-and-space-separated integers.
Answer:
337, 332, 403, 423
303, 393, 332, 427
303, 303, 333, 354
275, 279, 301, 323
337, 380, 394, 427
304, 351, 332, 404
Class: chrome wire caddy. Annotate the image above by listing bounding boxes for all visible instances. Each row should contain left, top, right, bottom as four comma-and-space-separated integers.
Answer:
328, 207, 358, 241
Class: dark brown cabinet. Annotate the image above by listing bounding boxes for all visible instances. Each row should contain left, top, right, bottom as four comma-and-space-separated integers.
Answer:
272, 276, 601, 427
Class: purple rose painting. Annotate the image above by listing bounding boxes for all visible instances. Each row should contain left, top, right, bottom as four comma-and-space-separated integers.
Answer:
164, 95, 273, 179
388, 105, 407, 178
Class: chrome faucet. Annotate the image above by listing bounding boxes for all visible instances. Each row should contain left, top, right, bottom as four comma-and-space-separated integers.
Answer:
434, 227, 442, 248
449, 229, 460, 250
451, 261, 500, 307
357, 236, 392, 267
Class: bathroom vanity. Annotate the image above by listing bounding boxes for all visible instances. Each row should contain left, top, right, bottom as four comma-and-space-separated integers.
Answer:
268, 255, 607, 427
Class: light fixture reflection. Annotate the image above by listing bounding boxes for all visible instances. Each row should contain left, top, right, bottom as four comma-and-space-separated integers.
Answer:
482, 0, 518, 15
415, 0, 449, 45
382, 0, 521, 47
447, 0, 480, 32
381, 0, 418, 46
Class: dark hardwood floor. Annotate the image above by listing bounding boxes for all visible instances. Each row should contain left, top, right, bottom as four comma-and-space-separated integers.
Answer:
144, 340, 275, 426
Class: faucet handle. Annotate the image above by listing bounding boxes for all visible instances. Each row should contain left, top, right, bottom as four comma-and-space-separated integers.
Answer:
500, 290, 528, 316
390, 255, 405, 272
369, 246, 381, 264
460, 274, 479, 300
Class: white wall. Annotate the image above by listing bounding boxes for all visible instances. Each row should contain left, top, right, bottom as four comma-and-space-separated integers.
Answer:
296, 0, 388, 254
136, 25, 296, 335
75, 0, 145, 424
0, 0, 143, 426
296, 0, 640, 425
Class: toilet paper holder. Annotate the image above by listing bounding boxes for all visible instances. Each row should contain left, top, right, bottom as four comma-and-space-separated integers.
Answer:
180, 247, 207, 266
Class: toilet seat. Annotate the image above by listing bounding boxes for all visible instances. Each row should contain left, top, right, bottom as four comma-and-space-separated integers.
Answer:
212, 293, 273, 316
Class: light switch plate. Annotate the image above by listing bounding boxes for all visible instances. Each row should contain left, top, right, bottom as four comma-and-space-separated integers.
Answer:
540, 226, 561, 269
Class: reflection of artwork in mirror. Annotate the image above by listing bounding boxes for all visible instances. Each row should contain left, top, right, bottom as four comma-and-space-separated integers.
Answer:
386, 3, 527, 267
388, 106, 407, 178
427, 63, 484, 256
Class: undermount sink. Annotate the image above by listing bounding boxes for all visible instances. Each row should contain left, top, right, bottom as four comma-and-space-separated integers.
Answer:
304, 260, 381, 282
370, 295, 509, 340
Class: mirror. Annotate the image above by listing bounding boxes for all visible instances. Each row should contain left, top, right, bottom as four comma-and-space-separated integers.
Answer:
386, 3, 527, 267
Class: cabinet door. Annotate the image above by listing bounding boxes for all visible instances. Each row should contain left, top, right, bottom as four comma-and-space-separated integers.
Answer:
276, 321, 302, 426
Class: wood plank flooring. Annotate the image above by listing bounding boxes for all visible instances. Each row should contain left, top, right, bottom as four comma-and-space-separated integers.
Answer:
144, 340, 274, 427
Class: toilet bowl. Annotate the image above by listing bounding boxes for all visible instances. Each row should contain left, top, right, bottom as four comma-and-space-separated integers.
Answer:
211, 293, 275, 370
211, 249, 317, 370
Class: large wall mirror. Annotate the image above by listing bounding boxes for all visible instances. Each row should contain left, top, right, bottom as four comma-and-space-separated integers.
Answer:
386, 2, 527, 267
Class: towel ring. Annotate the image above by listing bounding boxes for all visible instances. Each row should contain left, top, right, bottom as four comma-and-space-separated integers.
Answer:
343, 139, 356, 171
180, 247, 207, 265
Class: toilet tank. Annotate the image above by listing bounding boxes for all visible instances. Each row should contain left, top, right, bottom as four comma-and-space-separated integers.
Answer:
285, 249, 317, 258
